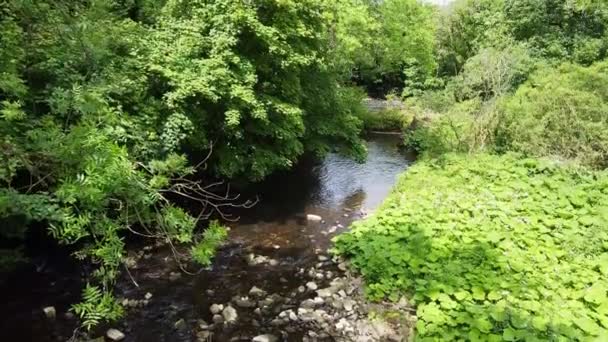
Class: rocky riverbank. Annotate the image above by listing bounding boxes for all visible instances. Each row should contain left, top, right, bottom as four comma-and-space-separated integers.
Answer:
192, 255, 415, 341
104, 247, 415, 342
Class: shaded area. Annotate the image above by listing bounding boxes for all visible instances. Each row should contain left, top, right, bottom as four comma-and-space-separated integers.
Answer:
0, 134, 414, 341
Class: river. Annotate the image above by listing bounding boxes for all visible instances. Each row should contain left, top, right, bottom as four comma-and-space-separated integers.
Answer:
0, 133, 414, 342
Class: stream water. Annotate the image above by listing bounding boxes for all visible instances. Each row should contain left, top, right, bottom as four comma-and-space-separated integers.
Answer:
0, 133, 414, 342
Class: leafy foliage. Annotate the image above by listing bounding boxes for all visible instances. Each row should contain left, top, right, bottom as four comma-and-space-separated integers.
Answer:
73, 284, 123, 331
335, 153, 608, 341
331, 0, 437, 96
191, 220, 228, 267
497, 60, 608, 168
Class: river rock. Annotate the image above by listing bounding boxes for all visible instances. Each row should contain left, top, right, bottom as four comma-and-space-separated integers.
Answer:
246, 254, 270, 265
222, 306, 238, 323
144, 292, 153, 300
174, 318, 186, 330
306, 282, 318, 291
306, 214, 322, 222
249, 286, 266, 297
42, 306, 56, 320
343, 299, 356, 312
106, 328, 125, 341
210, 304, 223, 314
252, 334, 278, 342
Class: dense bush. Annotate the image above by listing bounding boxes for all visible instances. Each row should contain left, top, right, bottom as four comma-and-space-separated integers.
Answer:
335, 153, 608, 341
497, 60, 608, 168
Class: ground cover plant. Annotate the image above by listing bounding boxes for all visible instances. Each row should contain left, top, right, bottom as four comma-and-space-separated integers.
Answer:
334, 153, 608, 340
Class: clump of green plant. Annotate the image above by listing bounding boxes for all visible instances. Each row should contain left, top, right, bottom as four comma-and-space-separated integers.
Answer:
73, 284, 124, 331
334, 153, 608, 341
191, 220, 228, 267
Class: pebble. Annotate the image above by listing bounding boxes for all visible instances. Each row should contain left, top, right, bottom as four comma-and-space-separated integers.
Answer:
42, 306, 56, 320
252, 334, 278, 342
144, 292, 153, 300
174, 318, 186, 330
306, 282, 318, 291
343, 299, 355, 312
307, 214, 323, 222
249, 286, 267, 297
106, 328, 125, 341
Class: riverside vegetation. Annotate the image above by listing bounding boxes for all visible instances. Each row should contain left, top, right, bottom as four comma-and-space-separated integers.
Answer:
2, 0, 608, 340
335, 0, 608, 341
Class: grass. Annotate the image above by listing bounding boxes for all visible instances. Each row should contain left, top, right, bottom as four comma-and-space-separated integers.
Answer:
358, 108, 413, 132
334, 153, 608, 341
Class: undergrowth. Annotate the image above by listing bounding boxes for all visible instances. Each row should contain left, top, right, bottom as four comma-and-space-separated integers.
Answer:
334, 153, 608, 341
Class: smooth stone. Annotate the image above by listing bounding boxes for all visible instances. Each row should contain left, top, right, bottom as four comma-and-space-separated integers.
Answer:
106, 328, 125, 341
306, 214, 322, 222
252, 334, 278, 342
144, 292, 153, 300
249, 286, 266, 297
306, 282, 318, 291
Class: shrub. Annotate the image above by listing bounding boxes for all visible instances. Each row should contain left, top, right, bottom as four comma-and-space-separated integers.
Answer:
334, 153, 608, 341
497, 60, 608, 168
